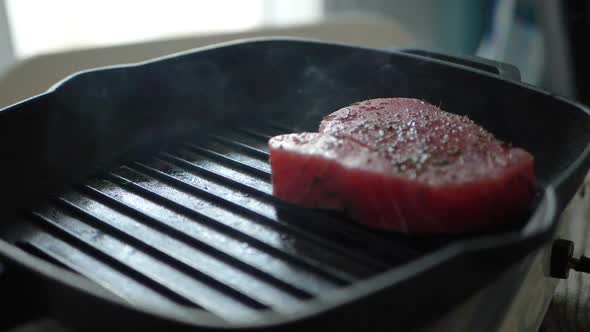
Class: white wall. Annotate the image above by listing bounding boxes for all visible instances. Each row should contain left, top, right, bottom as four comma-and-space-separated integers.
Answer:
0, 0, 15, 76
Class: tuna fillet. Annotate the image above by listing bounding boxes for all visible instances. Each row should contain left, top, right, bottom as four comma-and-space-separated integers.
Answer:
268, 98, 535, 235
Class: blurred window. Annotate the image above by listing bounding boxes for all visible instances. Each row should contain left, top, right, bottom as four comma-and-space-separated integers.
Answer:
5, 0, 323, 59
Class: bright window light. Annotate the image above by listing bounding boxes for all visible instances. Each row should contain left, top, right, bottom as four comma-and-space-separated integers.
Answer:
6, 0, 323, 59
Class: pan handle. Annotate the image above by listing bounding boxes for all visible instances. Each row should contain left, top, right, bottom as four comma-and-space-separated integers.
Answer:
397, 49, 521, 82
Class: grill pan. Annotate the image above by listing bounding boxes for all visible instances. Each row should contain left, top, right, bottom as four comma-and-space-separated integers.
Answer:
1, 38, 590, 331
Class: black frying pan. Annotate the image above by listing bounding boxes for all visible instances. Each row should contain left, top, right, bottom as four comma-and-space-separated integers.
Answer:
0, 38, 589, 331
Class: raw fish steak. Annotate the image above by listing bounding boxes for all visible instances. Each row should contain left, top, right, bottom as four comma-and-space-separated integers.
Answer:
268, 98, 535, 234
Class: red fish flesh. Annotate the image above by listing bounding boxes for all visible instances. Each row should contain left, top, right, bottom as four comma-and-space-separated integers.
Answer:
268, 98, 535, 235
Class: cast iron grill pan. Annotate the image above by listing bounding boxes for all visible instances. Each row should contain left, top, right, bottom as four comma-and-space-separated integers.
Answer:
1, 39, 590, 331
6, 123, 429, 322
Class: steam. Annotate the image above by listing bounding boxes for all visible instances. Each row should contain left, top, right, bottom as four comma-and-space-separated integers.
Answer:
272, 46, 410, 133
43, 40, 416, 174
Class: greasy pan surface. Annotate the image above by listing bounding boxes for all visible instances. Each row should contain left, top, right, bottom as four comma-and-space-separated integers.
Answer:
0, 38, 589, 331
